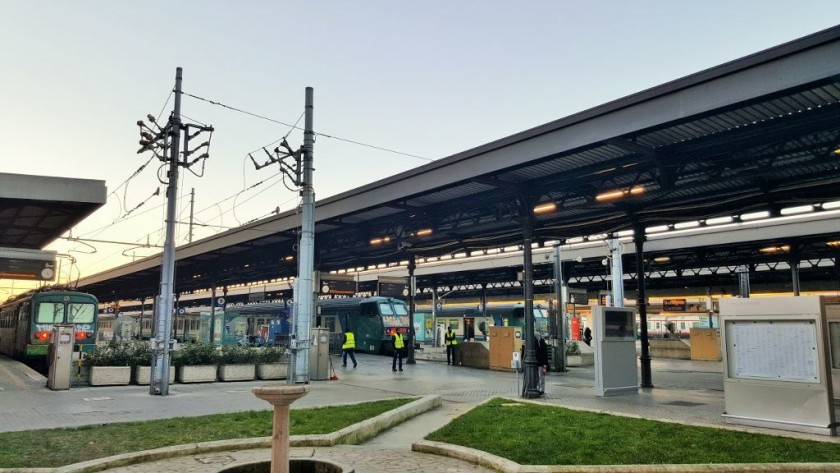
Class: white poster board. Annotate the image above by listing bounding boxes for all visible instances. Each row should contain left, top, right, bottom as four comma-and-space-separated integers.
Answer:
727, 320, 818, 382
719, 296, 835, 436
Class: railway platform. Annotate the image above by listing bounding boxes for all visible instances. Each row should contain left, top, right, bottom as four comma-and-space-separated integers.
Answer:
1, 353, 838, 472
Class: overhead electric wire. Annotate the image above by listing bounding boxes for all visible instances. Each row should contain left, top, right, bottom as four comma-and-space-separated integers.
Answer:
182, 91, 433, 162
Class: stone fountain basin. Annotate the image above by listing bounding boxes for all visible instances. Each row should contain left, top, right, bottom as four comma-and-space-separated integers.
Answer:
220, 458, 352, 473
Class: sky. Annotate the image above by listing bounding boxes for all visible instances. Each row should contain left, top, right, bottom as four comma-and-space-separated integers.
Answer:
2, 1, 840, 296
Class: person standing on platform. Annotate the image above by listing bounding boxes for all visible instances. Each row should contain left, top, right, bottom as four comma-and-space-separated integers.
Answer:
392, 330, 406, 372
445, 327, 459, 365
583, 327, 592, 346
536, 335, 549, 394
341, 330, 357, 368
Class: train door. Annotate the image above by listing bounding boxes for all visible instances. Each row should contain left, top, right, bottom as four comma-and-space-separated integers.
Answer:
464, 317, 475, 341
315, 315, 339, 333
15, 303, 29, 356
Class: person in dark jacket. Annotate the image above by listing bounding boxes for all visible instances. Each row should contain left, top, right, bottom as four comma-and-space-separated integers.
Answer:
536, 335, 549, 394
583, 327, 593, 346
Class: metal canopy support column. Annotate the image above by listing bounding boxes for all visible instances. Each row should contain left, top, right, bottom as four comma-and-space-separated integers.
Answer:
553, 244, 567, 373
407, 255, 417, 365
634, 224, 653, 389
609, 238, 624, 307
791, 243, 801, 296
210, 285, 217, 344
736, 265, 751, 298
521, 204, 540, 398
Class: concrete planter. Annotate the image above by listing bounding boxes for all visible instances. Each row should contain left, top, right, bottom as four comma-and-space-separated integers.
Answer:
566, 353, 594, 366
133, 366, 176, 385
218, 363, 256, 381
177, 364, 218, 383
257, 362, 289, 380
89, 366, 131, 386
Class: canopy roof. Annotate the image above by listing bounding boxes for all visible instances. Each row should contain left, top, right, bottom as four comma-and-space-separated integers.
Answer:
79, 26, 840, 302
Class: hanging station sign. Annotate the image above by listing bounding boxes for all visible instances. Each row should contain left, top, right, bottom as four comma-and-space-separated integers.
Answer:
378, 276, 410, 298
317, 272, 357, 295
663, 298, 687, 312
0, 248, 57, 281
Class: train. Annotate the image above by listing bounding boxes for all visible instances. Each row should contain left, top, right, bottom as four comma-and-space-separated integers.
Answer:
316, 296, 411, 354
98, 296, 412, 355
0, 287, 99, 359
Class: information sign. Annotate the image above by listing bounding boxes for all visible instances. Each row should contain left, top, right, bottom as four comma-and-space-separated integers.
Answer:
0, 256, 56, 280
663, 298, 687, 311
320, 278, 356, 295
379, 281, 408, 298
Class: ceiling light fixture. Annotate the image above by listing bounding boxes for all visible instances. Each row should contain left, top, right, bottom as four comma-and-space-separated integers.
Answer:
533, 202, 557, 214
596, 185, 645, 202
759, 244, 790, 253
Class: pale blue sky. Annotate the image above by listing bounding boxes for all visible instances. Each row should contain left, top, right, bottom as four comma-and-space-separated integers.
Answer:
2, 1, 839, 290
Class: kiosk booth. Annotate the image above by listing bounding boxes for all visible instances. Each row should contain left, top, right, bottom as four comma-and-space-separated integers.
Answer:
592, 306, 638, 396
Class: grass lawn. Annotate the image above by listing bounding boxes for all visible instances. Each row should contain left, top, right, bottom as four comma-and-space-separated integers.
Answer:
426, 398, 840, 466
0, 397, 412, 468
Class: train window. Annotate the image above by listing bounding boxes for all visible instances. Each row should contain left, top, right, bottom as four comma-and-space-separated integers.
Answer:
36, 303, 65, 323
378, 303, 395, 315
680, 322, 686, 330
360, 303, 377, 316
69, 303, 96, 324
393, 304, 408, 315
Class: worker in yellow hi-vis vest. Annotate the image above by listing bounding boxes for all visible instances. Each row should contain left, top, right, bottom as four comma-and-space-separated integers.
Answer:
445, 327, 459, 365
391, 330, 406, 372
342, 330, 357, 368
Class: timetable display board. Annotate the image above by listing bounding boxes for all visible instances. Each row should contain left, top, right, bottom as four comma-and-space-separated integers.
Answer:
726, 320, 818, 382
719, 296, 835, 436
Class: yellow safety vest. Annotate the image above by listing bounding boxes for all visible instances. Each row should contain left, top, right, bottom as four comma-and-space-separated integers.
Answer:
394, 333, 405, 349
445, 330, 458, 346
342, 332, 355, 350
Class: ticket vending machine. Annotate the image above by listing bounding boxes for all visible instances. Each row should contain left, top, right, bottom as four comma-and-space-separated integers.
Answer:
47, 324, 75, 391
309, 328, 330, 381
593, 306, 638, 396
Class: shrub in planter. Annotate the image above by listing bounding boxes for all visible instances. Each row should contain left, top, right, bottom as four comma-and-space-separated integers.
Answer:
219, 345, 257, 364
255, 345, 290, 380
564, 340, 581, 356
256, 345, 289, 364
172, 342, 219, 383
84, 342, 132, 386
172, 342, 219, 366
218, 345, 256, 382
130, 341, 174, 385
84, 341, 133, 367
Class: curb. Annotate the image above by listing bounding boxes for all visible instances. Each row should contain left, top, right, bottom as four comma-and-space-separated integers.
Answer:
411, 397, 840, 473
1, 395, 440, 473
413, 439, 840, 472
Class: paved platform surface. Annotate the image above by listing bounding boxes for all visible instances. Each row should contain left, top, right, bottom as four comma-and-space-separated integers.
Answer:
1, 352, 838, 472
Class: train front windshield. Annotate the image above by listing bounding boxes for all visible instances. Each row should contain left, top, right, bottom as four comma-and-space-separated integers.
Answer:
534, 307, 549, 335
381, 302, 410, 333
36, 302, 96, 324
